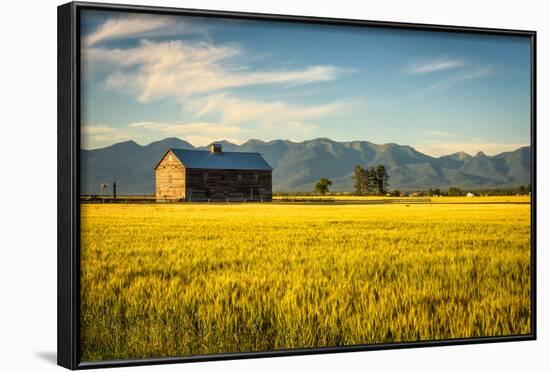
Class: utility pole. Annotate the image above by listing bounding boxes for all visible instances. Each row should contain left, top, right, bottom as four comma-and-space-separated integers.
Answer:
113, 182, 117, 201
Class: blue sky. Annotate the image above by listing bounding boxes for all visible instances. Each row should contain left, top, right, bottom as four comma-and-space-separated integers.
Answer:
80, 10, 531, 156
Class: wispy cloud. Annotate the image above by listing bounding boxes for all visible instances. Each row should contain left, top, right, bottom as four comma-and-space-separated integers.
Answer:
84, 14, 192, 47
81, 121, 246, 149
416, 140, 528, 157
81, 124, 133, 149
425, 130, 459, 138
406, 57, 465, 75
428, 66, 494, 91
81, 90, 355, 149
189, 94, 356, 126
125, 95, 355, 146
131, 119, 321, 147
81, 14, 360, 148
85, 39, 352, 102
129, 121, 247, 146
81, 124, 118, 135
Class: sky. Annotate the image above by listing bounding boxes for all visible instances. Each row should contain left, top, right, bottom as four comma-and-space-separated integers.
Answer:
80, 10, 532, 156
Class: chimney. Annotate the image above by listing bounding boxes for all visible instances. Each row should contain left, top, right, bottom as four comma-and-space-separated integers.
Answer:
210, 143, 222, 154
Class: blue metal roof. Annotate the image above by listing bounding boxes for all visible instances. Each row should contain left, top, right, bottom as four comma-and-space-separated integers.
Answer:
169, 148, 273, 171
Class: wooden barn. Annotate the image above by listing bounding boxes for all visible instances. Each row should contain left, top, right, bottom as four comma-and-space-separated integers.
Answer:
155, 143, 273, 201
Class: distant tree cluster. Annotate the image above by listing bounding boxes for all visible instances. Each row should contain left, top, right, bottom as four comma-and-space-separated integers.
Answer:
389, 189, 401, 197
427, 188, 442, 196
417, 184, 531, 197
290, 180, 530, 198
353, 165, 390, 195
448, 187, 463, 196
517, 185, 530, 195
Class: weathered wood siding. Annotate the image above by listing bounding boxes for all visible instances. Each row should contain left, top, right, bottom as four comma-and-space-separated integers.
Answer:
185, 169, 272, 201
155, 151, 185, 201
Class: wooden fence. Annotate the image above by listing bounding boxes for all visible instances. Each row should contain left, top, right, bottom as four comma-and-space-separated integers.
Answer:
274, 197, 431, 204
80, 195, 156, 203
80, 195, 431, 205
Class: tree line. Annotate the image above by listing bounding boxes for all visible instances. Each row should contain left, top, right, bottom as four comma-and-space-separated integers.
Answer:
353, 165, 390, 196
311, 167, 529, 197
427, 185, 531, 197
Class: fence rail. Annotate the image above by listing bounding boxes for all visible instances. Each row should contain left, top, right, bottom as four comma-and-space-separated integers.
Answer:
80, 195, 432, 204
80, 195, 156, 203
274, 197, 431, 204
80, 195, 272, 203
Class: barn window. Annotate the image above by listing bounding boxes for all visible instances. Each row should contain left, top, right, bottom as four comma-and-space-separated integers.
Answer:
254, 174, 259, 183
168, 175, 173, 186
203, 172, 208, 182
238, 174, 242, 181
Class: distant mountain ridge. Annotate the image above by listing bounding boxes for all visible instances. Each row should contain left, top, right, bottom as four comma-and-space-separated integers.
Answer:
81, 137, 531, 194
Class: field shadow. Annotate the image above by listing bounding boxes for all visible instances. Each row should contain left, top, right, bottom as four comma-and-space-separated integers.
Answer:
36, 351, 57, 365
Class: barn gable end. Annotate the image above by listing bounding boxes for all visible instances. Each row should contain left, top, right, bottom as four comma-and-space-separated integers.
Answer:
155, 149, 186, 201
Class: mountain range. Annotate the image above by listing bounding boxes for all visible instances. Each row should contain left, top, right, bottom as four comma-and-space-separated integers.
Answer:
81, 137, 531, 194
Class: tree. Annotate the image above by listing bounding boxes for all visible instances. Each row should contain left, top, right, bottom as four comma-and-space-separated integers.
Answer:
448, 187, 463, 196
353, 165, 367, 195
390, 189, 400, 197
428, 188, 441, 196
315, 178, 332, 196
375, 165, 389, 195
518, 185, 527, 195
366, 167, 377, 195
352, 164, 390, 195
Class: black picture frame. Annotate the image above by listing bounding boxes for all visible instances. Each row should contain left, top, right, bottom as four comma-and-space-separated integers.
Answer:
58, 1, 537, 369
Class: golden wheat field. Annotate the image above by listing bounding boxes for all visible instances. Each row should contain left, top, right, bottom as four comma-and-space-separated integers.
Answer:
80, 198, 531, 361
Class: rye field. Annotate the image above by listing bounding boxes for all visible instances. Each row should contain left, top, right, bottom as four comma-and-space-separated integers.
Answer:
80, 198, 531, 361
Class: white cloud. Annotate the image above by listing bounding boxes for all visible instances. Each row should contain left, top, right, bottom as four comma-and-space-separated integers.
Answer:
406, 57, 465, 75
82, 122, 247, 149
425, 130, 458, 138
81, 16, 359, 148
129, 121, 247, 146
269, 121, 319, 142
428, 66, 494, 91
84, 14, 188, 47
189, 94, 356, 126
85, 39, 351, 102
121, 94, 355, 148
416, 141, 528, 157
84, 92, 350, 148
125, 92, 352, 146
81, 124, 116, 135
81, 124, 133, 149
413, 133, 527, 157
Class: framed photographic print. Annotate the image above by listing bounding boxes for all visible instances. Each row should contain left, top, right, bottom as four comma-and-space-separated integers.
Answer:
58, 1, 536, 369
